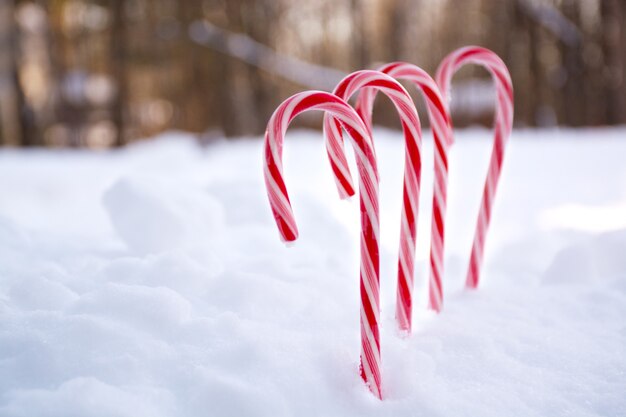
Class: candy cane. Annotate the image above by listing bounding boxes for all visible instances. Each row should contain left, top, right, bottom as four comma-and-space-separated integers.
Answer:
435, 46, 514, 289
355, 63, 452, 314
263, 90, 384, 399
324, 70, 422, 333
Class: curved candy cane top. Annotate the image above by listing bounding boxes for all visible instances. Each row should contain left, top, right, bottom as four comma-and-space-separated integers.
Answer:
264, 90, 378, 243
323, 70, 422, 200
264, 90, 383, 399
436, 46, 514, 289
435, 46, 513, 146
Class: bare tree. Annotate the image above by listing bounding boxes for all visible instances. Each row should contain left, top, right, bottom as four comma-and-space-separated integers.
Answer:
559, 0, 586, 126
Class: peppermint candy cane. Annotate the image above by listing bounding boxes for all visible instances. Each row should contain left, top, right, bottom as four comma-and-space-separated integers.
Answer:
323, 70, 422, 333
436, 46, 514, 289
355, 63, 452, 315
263, 91, 384, 399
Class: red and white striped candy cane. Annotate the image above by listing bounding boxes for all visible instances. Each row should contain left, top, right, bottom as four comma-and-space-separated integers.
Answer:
323, 70, 422, 333
435, 46, 514, 289
355, 63, 452, 315
263, 91, 384, 399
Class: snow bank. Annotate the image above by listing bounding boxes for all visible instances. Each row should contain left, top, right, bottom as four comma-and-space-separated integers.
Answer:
0, 128, 625, 416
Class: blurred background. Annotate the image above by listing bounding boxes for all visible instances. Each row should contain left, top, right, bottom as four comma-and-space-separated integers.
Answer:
0, 0, 624, 148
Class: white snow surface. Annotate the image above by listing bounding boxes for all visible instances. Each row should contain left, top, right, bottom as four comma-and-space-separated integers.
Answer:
0, 128, 625, 417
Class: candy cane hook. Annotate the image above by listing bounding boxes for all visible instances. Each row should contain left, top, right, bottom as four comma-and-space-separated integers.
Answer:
323, 70, 422, 333
355, 63, 452, 314
436, 46, 514, 289
263, 90, 384, 399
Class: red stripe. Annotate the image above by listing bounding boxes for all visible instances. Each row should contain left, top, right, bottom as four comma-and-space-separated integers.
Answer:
467, 251, 480, 288
402, 188, 416, 228
358, 78, 404, 93
360, 279, 378, 330
434, 134, 448, 171
430, 256, 441, 284
494, 128, 505, 165
433, 200, 444, 238
495, 72, 513, 100
429, 283, 442, 312
361, 209, 380, 275
403, 125, 422, 176
455, 47, 480, 65
397, 266, 412, 311
328, 158, 355, 197
422, 85, 447, 123
265, 142, 289, 198
292, 91, 342, 115
275, 216, 297, 242
333, 73, 359, 98
381, 61, 405, 73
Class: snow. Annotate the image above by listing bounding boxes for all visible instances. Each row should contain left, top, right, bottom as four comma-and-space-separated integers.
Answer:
0, 128, 625, 416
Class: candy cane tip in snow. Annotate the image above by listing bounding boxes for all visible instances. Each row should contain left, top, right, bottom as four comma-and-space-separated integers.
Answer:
435, 46, 514, 290
263, 90, 384, 399
355, 62, 453, 314
324, 70, 422, 333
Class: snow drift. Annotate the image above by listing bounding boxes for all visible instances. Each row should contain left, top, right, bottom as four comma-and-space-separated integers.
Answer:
0, 129, 625, 416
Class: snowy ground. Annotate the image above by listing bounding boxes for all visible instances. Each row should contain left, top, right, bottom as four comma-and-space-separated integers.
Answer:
0, 128, 625, 417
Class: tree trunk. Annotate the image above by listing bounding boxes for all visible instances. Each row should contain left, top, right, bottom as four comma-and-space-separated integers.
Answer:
386, 0, 408, 62
0, 0, 14, 145
351, 0, 370, 69
111, 0, 127, 146
600, 0, 625, 124
559, 0, 586, 126
0, 0, 37, 146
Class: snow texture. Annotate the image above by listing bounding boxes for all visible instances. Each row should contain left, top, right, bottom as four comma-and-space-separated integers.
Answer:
1, 128, 625, 417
